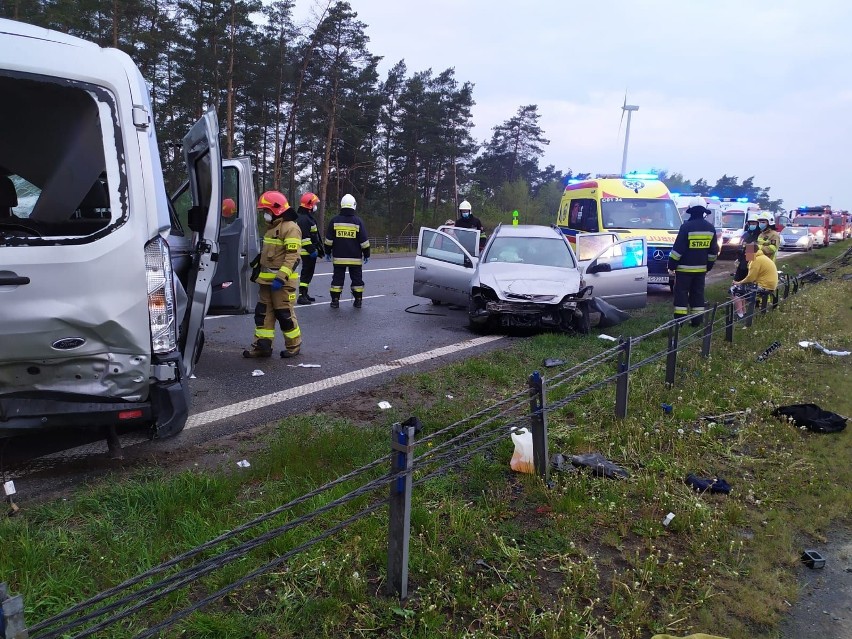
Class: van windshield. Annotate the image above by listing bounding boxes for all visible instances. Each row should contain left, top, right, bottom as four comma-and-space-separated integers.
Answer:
601, 198, 680, 230
720, 212, 745, 229
0, 72, 124, 246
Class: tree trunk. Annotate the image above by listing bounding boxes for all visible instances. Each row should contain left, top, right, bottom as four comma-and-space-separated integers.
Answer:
225, 0, 236, 157
112, 0, 120, 47
317, 76, 339, 235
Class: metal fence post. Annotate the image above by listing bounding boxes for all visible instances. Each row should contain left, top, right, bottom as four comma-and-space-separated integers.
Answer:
0, 583, 27, 639
725, 303, 734, 343
665, 321, 680, 387
745, 290, 756, 327
701, 303, 717, 357
527, 371, 550, 483
387, 421, 416, 599
385, 235, 389, 254
615, 337, 632, 419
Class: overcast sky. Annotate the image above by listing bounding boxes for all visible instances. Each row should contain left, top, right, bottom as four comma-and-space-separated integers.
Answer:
298, 0, 852, 209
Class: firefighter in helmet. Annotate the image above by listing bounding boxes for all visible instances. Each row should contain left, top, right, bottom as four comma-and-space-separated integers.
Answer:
295, 192, 325, 304
324, 194, 370, 308
454, 200, 482, 230
243, 191, 303, 359
667, 197, 719, 326
756, 212, 781, 262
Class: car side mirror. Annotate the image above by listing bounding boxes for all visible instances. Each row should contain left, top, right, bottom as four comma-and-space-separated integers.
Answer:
464, 255, 473, 268
587, 260, 612, 274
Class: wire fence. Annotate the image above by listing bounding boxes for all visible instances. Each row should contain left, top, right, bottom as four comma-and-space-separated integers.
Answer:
368, 235, 418, 254
2, 246, 850, 639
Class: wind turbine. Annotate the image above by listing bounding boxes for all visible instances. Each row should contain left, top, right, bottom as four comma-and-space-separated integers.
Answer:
619, 92, 640, 175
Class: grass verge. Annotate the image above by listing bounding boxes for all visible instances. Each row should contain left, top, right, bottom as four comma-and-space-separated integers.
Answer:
1, 243, 850, 639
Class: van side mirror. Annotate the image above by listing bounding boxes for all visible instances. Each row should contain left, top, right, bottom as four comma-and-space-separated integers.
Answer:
587, 260, 612, 274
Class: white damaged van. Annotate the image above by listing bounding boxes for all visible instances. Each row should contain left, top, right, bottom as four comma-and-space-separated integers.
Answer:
0, 19, 256, 438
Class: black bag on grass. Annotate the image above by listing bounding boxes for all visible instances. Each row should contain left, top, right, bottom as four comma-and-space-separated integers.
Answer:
773, 404, 847, 433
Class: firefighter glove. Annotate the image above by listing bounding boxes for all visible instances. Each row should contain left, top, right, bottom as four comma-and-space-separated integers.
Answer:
309, 250, 318, 259
270, 278, 285, 291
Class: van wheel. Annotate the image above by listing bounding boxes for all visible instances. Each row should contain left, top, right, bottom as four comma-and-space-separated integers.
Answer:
431, 299, 442, 306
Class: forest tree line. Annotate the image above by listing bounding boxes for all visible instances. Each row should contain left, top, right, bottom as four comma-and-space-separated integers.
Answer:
2, 0, 783, 234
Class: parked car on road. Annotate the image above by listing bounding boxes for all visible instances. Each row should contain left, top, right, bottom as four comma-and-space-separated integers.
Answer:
413, 224, 647, 333
779, 226, 814, 252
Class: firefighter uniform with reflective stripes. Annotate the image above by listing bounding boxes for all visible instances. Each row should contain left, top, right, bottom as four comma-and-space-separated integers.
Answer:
254, 212, 302, 355
756, 227, 781, 262
668, 205, 719, 324
296, 206, 325, 302
324, 207, 370, 308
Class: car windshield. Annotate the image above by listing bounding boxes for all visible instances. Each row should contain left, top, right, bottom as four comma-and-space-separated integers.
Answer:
601, 198, 680, 230
484, 236, 575, 268
793, 218, 825, 228
831, 216, 844, 225
720, 212, 745, 229
0, 72, 123, 246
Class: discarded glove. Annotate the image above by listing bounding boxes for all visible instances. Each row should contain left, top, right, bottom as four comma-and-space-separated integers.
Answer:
569, 452, 629, 479
543, 358, 566, 368
685, 474, 731, 495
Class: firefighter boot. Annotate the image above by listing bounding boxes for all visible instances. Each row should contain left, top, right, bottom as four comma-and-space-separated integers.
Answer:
242, 338, 273, 358
330, 292, 340, 309
353, 292, 363, 308
297, 293, 312, 305
280, 346, 301, 359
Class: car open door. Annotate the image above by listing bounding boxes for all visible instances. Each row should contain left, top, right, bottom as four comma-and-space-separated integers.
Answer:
578, 235, 648, 310
207, 157, 258, 314
413, 227, 477, 306
438, 225, 480, 257
179, 109, 222, 376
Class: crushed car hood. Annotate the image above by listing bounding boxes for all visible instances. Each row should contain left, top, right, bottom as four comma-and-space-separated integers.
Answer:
477, 263, 581, 302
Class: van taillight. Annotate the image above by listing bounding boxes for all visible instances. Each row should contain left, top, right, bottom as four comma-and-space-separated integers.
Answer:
144, 237, 177, 354
118, 409, 144, 420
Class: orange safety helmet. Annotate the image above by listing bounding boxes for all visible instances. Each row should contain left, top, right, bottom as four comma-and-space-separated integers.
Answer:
257, 191, 290, 216
299, 192, 320, 209
222, 198, 237, 218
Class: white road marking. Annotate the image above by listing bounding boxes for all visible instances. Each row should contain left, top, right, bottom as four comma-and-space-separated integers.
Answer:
185, 335, 503, 430
313, 266, 414, 276
297, 294, 385, 307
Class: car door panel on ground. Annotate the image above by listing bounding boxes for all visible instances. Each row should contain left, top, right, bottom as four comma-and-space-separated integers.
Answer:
576, 233, 648, 310
413, 227, 477, 306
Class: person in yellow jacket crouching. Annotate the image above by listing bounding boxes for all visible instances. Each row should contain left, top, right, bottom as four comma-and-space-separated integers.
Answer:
243, 191, 303, 359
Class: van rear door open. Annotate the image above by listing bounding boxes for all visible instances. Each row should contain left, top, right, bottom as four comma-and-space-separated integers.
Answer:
179, 110, 222, 377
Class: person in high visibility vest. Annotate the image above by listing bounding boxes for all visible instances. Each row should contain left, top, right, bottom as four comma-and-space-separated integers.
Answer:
667, 197, 719, 326
324, 194, 370, 308
756, 212, 781, 262
243, 191, 302, 359
295, 192, 325, 304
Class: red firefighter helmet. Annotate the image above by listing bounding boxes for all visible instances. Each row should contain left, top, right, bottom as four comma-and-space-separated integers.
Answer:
257, 191, 290, 216
299, 192, 320, 209
222, 198, 237, 218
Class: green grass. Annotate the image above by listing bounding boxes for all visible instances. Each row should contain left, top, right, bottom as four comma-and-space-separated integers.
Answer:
1, 243, 850, 638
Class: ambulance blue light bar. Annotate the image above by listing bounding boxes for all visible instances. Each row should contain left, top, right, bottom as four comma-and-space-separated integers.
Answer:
623, 172, 659, 180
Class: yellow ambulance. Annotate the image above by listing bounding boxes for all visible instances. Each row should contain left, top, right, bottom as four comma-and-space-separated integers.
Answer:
556, 173, 680, 289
